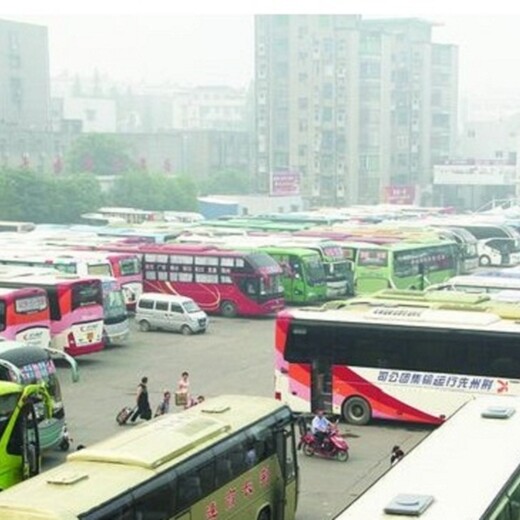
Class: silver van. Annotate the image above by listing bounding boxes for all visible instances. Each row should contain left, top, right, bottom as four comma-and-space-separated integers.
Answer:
135, 293, 208, 335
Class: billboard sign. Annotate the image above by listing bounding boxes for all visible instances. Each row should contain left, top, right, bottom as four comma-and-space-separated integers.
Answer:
383, 185, 416, 204
270, 170, 301, 196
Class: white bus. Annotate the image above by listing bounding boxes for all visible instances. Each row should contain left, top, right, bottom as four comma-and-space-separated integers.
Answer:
275, 304, 520, 425
335, 395, 520, 519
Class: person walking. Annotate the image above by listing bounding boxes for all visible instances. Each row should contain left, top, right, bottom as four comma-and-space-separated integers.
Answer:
131, 376, 152, 422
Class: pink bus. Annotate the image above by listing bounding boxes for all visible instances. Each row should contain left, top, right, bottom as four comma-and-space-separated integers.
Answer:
0, 287, 51, 350
0, 271, 104, 357
94, 252, 142, 311
96, 243, 285, 317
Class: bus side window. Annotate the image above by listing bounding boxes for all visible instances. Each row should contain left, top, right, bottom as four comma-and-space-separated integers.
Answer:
176, 475, 202, 512
132, 472, 175, 520
175, 452, 214, 514
215, 457, 232, 487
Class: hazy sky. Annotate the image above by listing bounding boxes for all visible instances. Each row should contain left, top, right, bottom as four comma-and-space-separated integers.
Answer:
5, 2, 520, 98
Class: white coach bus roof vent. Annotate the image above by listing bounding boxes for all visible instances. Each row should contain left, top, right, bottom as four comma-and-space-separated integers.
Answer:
481, 405, 516, 419
384, 494, 434, 516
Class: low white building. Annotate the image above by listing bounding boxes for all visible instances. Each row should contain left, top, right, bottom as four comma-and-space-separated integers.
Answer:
62, 97, 117, 133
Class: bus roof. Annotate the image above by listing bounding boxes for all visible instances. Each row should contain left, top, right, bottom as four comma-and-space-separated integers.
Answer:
281, 305, 520, 334
431, 275, 520, 290
336, 395, 520, 519
0, 270, 98, 286
0, 395, 289, 518
0, 343, 49, 366
0, 286, 46, 298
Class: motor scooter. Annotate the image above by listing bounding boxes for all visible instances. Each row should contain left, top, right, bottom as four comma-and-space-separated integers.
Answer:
297, 416, 349, 462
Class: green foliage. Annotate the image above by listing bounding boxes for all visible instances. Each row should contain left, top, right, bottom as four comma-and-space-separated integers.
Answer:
107, 171, 198, 211
65, 134, 134, 175
0, 166, 196, 225
203, 169, 251, 195
0, 168, 104, 224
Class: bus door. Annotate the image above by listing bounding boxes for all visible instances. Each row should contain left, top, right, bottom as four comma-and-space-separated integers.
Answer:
288, 255, 306, 303
275, 421, 298, 520
311, 359, 332, 414
18, 402, 40, 479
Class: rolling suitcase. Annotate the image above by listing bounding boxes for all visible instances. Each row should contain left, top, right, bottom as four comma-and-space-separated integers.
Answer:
116, 406, 136, 425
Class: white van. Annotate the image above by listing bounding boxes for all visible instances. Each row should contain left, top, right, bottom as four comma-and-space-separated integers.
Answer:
135, 293, 208, 335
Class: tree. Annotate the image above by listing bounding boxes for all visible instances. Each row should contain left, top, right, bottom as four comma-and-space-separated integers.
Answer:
45, 174, 104, 223
65, 134, 135, 175
203, 169, 251, 195
107, 171, 198, 211
0, 168, 103, 223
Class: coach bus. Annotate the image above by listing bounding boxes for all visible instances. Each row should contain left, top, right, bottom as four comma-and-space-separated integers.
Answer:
275, 239, 351, 298
346, 240, 458, 294
0, 394, 299, 520
0, 286, 51, 349
97, 276, 129, 345
336, 395, 520, 519
98, 243, 285, 317
257, 246, 327, 304
0, 270, 104, 357
0, 341, 78, 452
0, 381, 52, 491
275, 304, 520, 426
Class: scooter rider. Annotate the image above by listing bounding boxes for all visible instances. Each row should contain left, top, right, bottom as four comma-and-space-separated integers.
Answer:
311, 409, 332, 448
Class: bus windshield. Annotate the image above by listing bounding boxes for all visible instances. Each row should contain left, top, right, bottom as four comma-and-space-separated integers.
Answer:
71, 281, 103, 310
119, 258, 141, 276
260, 274, 284, 296
0, 392, 20, 439
303, 257, 326, 285
102, 287, 126, 319
14, 295, 47, 314
327, 260, 350, 279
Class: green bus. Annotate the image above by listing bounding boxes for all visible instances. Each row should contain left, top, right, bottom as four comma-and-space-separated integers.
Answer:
343, 240, 459, 294
257, 246, 328, 304
0, 342, 78, 452
0, 395, 299, 520
276, 239, 353, 298
0, 381, 52, 490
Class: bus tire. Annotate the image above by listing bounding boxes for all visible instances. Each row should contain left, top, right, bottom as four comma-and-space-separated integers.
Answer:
479, 255, 491, 266
257, 507, 271, 520
59, 438, 70, 451
180, 325, 192, 336
342, 397, 371, 425
220, 300, 237, 318
139, 320, 151, 332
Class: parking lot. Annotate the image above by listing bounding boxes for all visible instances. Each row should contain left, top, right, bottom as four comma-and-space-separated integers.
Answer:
46, 315, 432, 519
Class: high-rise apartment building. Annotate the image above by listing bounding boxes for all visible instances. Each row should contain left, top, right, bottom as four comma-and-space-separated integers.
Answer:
0, 19, 50, 131
254, 15, 458, 205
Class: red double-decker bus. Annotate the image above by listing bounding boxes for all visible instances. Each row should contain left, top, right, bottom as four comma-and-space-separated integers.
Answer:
94, 243, 285, 317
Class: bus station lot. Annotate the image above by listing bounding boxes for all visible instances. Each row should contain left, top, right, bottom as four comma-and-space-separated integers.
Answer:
48, 314, 431, 520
